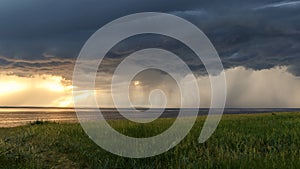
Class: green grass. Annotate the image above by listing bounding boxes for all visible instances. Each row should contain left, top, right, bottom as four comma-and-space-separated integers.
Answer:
1, 112, 300, 168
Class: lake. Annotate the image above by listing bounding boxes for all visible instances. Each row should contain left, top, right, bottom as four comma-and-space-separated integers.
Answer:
0, 107, 299, 128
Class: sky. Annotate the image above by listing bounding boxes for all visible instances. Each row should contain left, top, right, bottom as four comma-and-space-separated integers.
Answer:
0, 0, 299, 108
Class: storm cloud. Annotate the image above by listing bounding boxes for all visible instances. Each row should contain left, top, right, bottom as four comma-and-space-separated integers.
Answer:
0, 0, 299, 78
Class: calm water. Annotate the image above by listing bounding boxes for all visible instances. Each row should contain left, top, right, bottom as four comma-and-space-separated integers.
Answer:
0, 107, 299, 128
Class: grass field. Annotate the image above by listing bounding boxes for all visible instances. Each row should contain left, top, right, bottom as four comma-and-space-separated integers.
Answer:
1, 112, 300, 168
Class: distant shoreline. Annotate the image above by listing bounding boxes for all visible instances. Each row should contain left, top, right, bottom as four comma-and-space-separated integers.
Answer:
0, 108, 299, 128
1, 106, 300, 110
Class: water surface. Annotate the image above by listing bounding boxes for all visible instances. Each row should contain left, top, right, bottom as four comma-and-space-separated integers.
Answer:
0, 107, 299, 128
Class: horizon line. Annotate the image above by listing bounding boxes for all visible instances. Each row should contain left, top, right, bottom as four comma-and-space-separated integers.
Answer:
0, 106, 300, 109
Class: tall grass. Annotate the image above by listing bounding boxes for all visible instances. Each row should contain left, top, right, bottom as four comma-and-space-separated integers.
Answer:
1, 112, 300, 168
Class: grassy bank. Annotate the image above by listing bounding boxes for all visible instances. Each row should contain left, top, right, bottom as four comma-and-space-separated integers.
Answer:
1, 112, 300, 168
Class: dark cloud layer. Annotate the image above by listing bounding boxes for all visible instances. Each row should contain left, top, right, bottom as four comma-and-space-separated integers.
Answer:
0, 0, 299, 78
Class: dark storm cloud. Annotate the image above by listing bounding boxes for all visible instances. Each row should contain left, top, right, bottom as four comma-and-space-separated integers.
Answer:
0, 0, 299, 78
0, 0, 203, 39
0, 55, 75, 78
174, 1, 300, 75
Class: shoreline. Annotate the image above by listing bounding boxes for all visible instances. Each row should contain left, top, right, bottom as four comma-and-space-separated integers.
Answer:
1, 111, 299, 128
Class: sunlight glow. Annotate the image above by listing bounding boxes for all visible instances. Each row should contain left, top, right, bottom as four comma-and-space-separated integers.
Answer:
1, 66, 300, 108
54, 96, 74, 107
134, 81, 141, 86
0, 81, 27, 94
37, 76, 65, 92
0, 74, 74, 107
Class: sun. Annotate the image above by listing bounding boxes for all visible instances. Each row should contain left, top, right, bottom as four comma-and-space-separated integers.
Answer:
133, 80, 140, 86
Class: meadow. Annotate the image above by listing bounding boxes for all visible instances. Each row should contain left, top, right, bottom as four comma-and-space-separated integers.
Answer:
1, 112, 300, 168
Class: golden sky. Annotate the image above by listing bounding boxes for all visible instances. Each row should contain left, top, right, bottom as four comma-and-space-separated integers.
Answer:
0, 74, 73, 107
0, 66, 299, 108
